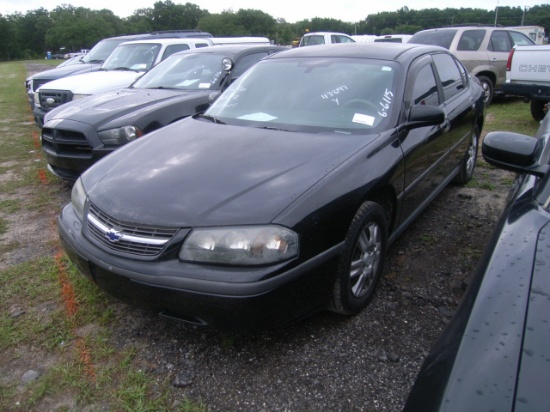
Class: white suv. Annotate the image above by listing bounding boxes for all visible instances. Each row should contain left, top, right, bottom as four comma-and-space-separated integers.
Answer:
299, 32, 355, 46
409, 26, 534, 105
33, 38, 212, 126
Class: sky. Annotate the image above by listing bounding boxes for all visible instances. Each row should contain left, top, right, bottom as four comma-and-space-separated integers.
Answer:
0, 0, 543, 23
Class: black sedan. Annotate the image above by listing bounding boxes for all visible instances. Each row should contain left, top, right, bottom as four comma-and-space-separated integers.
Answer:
58, 43, 485, 333
404, 118, 550, 410
41, 44, 286, 181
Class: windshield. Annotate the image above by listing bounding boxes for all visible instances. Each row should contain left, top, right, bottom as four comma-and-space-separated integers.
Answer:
133, 52, 227, 90
205, 57, 398, 133
102, 43, 162, 71
81, 39, 126, 64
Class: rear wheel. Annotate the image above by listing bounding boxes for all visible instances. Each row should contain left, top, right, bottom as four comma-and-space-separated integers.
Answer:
330, 201, 387, 315
453, 126, 479, 185
530, 100, 547, 122
477, 75, 494, 107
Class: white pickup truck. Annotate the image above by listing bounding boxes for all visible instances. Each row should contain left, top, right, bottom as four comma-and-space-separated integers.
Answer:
502, 44, 550, 120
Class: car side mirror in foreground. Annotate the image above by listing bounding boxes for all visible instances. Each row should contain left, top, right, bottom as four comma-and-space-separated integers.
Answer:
405, 105, 446, 130
482, 131, 549, 178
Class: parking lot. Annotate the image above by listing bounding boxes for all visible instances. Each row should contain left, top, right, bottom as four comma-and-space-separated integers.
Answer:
0, 61, 526, 410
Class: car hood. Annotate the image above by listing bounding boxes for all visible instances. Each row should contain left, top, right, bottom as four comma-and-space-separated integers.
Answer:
46, 88, 212, 128
82, 117, 372, 227
38, 71, 142, 94
27, 62, 100, 81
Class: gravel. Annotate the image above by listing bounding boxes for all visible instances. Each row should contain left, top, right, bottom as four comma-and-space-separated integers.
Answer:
5, 63, 510, 411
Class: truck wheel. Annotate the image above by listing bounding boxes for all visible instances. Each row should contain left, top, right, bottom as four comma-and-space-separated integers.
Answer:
530, 100, 546, 122
477, 75, 493, 107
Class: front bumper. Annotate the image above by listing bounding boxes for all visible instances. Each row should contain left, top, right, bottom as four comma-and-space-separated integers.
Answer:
58, 204, 340, 333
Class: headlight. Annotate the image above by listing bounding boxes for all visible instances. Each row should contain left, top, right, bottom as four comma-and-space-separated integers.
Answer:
179, 226, 299, 266
33, 92, 40, 108
71, 94, 91, 101
71, 178, 87, 222
98, 126, 143, 145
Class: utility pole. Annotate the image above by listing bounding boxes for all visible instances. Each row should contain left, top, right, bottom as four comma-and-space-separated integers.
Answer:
494, 1, 499, 27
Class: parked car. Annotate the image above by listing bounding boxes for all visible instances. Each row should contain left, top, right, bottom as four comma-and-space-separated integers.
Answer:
58, 43, 485, 333
403, 115, 550, 411
409, 26, 535, 105
501, 44, 550, 121
298, 31, 355, 46
374, 34, 412, 43
32, 38, 215, 127
25, 31, 212, 111
41, 44, 286, 180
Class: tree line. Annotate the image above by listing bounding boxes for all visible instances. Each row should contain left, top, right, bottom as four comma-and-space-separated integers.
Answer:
1, 0, 550, 61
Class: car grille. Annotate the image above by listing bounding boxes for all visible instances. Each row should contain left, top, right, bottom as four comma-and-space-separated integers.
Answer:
41, 127, 92, 158
86, 203, 179, 257
38, 89, 73, 111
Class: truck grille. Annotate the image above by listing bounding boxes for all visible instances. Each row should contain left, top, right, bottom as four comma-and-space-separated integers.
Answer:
38, 89, 73, 111
86, 203, 179, 257
41, 127, 92, 158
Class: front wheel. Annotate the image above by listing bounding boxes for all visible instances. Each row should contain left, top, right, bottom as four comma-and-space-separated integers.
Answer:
453, 126, 479, 185
330, 201, 387, 315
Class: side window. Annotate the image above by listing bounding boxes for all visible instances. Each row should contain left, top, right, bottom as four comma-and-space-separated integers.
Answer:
411, 63, 440, 106
488, 30, 512, 52
231, 52, 269, 78
195, 43, 210, 48
509, 31, 535, 46
338, 35, 354, 43
161, 44, 190, 61
457, 30, 486, 51
433, 53, 464, 101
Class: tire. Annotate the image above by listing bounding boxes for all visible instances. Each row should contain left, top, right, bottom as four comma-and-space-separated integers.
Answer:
477, 75, 494, 107
453, 126, 479, 185
330, 201, 387, 315
530, 100, 546, 122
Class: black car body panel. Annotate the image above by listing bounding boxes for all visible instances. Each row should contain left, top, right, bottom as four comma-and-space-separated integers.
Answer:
403, 116, 550, 411
58, 43, 485, 332
41, 45, 286, 180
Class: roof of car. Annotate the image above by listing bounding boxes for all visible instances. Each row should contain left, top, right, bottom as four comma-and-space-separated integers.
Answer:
268, 42, 448, 62
174, 44, 288, 56
118, 38, 212, 46
105, 31, 212, 41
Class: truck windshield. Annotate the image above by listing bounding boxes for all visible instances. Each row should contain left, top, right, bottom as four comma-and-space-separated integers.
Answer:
102, 43, 162, 72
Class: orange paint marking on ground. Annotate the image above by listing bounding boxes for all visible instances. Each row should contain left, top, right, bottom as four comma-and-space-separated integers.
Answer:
54, 251, 97, 382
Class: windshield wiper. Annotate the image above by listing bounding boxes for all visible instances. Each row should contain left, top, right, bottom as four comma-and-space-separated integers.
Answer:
87, 59, 105, 63
197, 114, 225, 124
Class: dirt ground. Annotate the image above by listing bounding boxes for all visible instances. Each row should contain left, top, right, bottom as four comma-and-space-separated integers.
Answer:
0, 63, 515, 411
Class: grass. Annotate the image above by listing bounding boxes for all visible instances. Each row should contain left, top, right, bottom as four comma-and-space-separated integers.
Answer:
0, 60, 204, 412
0, 60, 543, 411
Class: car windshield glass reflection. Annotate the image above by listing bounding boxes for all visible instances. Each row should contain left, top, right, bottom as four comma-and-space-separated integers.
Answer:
133, 53, 225, 90
206, 58, 397, 133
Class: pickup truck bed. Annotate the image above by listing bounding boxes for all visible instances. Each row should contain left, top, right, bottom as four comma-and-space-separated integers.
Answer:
502, 44, 550, 120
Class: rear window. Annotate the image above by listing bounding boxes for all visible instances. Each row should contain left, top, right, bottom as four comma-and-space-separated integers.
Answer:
409, 30, 458, 49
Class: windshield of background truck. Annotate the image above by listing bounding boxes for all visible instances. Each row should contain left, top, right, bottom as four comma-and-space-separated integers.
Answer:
81, 39, 126, 64
133, 53, 225, 90
102, 43, 162, 71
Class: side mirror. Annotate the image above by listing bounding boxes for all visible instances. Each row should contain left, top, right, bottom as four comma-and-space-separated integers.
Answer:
482, 131, 548, 177
405, 105, 446, 130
